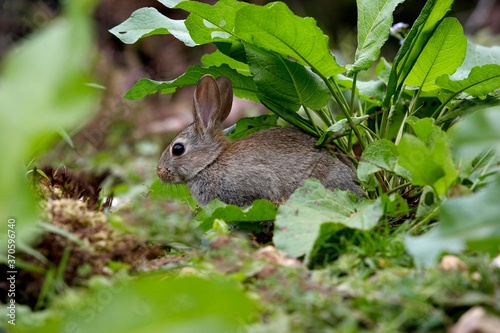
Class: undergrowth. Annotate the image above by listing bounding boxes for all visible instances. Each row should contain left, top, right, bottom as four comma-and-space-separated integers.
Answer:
1, 0, 500, 332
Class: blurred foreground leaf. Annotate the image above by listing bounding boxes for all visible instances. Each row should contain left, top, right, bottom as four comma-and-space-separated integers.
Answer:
406, 106, 500, 267
405, 173, 500, 267
0, 0, 100, 248
10, 275, 257, 333
451, 105, 500, 158
396, 118, 457, 194
408, 118, 458, 194
396, 134, 445, 188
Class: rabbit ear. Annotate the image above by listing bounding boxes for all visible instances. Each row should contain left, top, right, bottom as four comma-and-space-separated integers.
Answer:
193, 75, 221, 132
215, 76, 233, 122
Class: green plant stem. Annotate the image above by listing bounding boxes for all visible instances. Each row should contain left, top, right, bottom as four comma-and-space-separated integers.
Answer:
303, 106, 321, 136
323, 106, 335, 123
347, 130, 353, 152
349, 72, 358, 116
435, 101, 467, 125
380, 106, 391, 139
55, 247, 71, 290
395, 111, 409, 145
408, 203, 442, 234
470, 148, 495, 192
334, 137, 348, 153
381, 87, 405, 139
35, 267, 55, 310
330, 77, 351, 111
262, 99, 317, 136
408, 88, 422, 116
375, 172, 389, 194
358, 99, 366, 117
359, 123, 378, 141
315, 107, 334, 126
432, 88, 471, 121
386, 181, 412, 195
394, 89, 419, 144
432, 96, 452, 120
328, 81, 350, 112
324, 76, 366, 149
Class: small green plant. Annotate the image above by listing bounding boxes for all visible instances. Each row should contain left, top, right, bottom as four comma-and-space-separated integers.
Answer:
111, 0, 500, 265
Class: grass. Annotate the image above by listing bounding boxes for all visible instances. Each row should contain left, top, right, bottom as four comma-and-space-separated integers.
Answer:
5, 140, 495, 332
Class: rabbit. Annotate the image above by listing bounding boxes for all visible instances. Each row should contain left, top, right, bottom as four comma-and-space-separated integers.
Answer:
157, 74, 363, 206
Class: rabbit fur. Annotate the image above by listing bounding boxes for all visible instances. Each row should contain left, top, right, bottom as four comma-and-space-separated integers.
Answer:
157, 74, 363, 206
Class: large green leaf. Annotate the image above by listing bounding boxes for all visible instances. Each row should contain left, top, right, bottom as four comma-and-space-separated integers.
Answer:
395, 118, 457, 196
226, 114, 279, 140
125, 64, 258, 101
260, 99, 318, 137
245, 44, 330, 111
176, 0, 248, 44
376, 57, 392, 84
355, 80, 386, 105
404, 18, 467, 91
192, 199, 278, 232
57, 275, 256, 333
405, 173, 500, 267
215, 40, 249, 64
121, 0, 342, 106
436, 64, 500, 97
109, 7, 195, 46
336, 74, 386, 105
450, 41, 500, 80
406, 117, 458, 194
114, 0, 246, 48
148, 179, 196, 207
357, 139, 398, 181
0, 0, 100, 247
407, 105, 500, 267
274, 179, 381, 261
158, 0, 185, 7
384, 0, 454, 104
451, 105, 500, 158
235, 2, 344, 78
180, 0, 250, 44
396, 135, 445, 188
201, 50, 250, 75
347, 0, 405, 74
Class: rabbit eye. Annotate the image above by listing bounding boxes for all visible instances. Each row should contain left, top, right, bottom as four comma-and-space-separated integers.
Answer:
172, 143, 185, 156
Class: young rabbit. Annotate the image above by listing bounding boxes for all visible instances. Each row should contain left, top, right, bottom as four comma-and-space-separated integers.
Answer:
157, 74, 363, 206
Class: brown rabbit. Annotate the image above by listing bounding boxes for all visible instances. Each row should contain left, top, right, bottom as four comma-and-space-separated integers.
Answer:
157, 74, 363, 206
